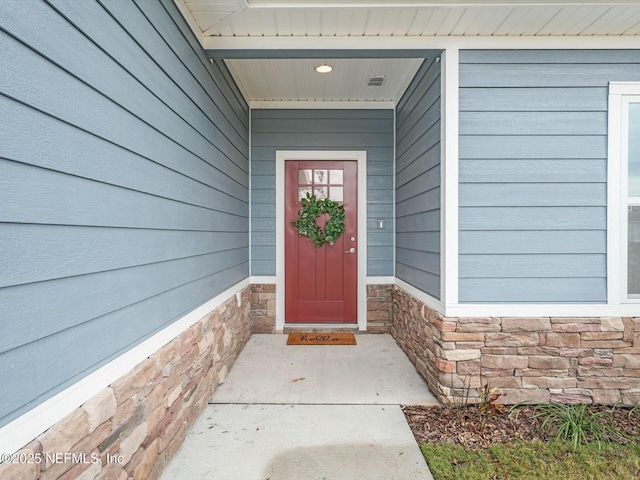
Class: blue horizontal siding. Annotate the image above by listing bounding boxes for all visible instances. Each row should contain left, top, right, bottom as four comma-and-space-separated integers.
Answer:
459, 87, 609, 112
458, 49, 640, 303
395, 58, 441, 299
459, 160, 606, 183
460, 278, 607, 303
250, 109, 394, 276
0, 0, 248, 427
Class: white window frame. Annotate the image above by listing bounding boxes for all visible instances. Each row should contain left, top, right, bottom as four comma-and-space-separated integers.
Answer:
608, 82, 640, 305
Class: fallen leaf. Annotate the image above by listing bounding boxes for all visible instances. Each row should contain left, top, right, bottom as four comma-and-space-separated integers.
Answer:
292, 377, 306, 382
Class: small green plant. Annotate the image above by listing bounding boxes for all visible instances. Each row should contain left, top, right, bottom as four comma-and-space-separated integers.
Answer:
437, 375, 477, 423
437, 374, 475, 410
532, 403, 621, 452
476, 384, 507, 417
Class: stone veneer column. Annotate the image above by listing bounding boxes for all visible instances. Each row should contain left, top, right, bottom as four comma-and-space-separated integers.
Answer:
367, 285, 393, 333
0, 286, 251, 480
392, 285, 640, 406
250, 284, 276, 334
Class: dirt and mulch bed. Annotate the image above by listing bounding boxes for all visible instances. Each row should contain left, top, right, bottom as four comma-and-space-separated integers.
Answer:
402, 404, 640, 450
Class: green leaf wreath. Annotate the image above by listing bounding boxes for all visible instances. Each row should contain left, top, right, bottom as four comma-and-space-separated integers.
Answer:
291, 193, 346, 248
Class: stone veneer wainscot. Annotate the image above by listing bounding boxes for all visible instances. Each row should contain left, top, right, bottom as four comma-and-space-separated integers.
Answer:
392, 286, 640, 406
0, 287, 251, 480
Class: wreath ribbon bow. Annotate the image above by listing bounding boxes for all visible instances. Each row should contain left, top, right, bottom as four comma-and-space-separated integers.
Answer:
291, 193, 346, 248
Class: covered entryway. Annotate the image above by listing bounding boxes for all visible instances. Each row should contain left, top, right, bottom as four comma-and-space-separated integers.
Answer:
285, 160, 358, 324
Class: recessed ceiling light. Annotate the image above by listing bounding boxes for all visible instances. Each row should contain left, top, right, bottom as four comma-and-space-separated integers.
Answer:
315, 64, 333, 74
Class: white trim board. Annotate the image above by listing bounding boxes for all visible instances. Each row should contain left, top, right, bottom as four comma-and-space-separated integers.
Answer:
608, 84, 624, 306
445, 303, 640, 318
250, 101, 396, 110
395, 278, 446, 314
250, 276, 278, 283
250, 276, 393, 285
367, 276, 395, 284
607, 81, 640, 306
0, 278, 250, 456
392, 280, 640, 317
245, 1, 640, 8
276, 150, 368, 332
440, 48, 459, 307
173, 0, 205, 44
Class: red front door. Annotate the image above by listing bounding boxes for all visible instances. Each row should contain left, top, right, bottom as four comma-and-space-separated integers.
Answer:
285, 161, 357, 324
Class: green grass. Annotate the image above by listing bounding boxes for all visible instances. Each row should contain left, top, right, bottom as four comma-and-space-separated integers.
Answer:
421, 441, 640, 480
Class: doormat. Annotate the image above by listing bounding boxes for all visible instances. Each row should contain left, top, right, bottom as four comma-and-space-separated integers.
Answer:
287, 333, 356, 345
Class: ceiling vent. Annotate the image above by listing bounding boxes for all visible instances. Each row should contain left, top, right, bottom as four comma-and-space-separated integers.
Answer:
367, 76, 385, 87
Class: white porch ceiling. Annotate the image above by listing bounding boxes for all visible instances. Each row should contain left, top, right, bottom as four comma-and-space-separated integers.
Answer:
176, 0, 640, 104
225, 57, 424, 103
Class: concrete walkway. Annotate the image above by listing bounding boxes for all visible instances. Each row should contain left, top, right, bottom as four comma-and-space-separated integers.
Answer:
160, 334, 438, 480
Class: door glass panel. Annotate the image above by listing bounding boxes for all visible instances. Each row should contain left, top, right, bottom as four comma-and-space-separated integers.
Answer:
314, 186, 328, 199
629, 206, 640, 296
298, 186, 312, 200
329, 187, 343, 202
629, 104, 640, 197
330, 170, 343, 185
314, 170, 328, 185
299, 169, 313, 185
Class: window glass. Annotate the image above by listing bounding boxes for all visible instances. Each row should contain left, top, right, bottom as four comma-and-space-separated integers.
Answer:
299, 170, 312, 185
330, 170, 343, 185
314, 170, 328, 185
298, 186, 312, 200
329, 187, 343, 202
313, 186, 328, 199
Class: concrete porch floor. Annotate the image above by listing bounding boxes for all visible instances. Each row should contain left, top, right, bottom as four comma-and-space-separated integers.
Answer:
159, 334, 438, 480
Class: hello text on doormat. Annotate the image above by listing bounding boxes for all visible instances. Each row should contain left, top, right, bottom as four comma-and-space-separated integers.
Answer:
286, 333, 357, 345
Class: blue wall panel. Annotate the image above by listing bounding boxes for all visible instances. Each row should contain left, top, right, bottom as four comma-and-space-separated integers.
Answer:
458, 49, 640, 303
0, 0, 249, 427
395, 58, 441, 299
250, 109, 394, 276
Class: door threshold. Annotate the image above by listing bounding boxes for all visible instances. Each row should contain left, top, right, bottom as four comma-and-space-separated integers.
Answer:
281, 323, 360, 334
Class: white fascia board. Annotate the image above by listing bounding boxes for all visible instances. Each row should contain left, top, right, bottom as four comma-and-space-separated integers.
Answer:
250, 101, 396, 109
173, 0, 205, 43
203, 35, 640, 51
224, 60, 252, 105
246, 1, 640, 7
0, 278, 250, 456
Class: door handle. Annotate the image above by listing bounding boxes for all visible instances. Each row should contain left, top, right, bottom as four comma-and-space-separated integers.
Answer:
344, 247, 356, 254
